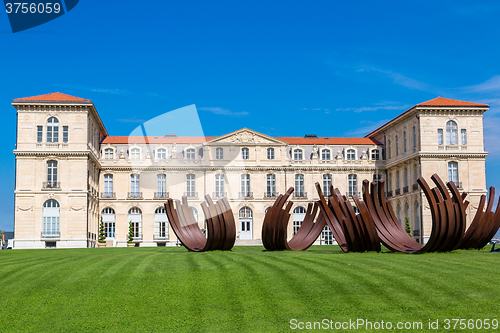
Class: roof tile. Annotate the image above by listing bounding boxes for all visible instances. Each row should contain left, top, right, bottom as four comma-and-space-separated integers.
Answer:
13, 92, 91, 102
417, 96, 488, 107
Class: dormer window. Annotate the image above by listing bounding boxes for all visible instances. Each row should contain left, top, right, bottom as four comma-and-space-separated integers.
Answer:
346, 149, 355, 160
321, 149, 331, 160
104, 148, 114, 159
130, 148, 140, 159
186, 148, 195, 159
157, 148, 167, 160
293, 149, 303, 160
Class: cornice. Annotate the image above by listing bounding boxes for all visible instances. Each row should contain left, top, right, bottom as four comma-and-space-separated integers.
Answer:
14, 149, 102, 167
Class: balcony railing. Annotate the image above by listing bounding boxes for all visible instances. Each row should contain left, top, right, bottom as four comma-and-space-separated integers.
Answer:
184, 192, 198, 199
386, 190, 393, 197
238, 192, 253, 199
127, 192, 143, 199
101, 192, 116, 199
154, 234, 169, 240
412, 183, 419, 191
212, 192, 227, 198
42, 182, 60, 189
293, 192, 307, 199
403, 186, 409, 193
154, 192, 169, 199
395, 188, 401, 195
41, 231, 60, 238
263, 192, 278, 199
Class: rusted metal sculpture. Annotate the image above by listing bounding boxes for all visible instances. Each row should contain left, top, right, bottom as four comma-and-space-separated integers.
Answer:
315, 183, 380, 252
458, 187, 500, 250
261, 187, 326, 251
164, 195, 236, 251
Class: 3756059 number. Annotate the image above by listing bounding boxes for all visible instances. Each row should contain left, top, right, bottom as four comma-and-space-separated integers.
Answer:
5, 3, 61, 14
443, 319, 498, 330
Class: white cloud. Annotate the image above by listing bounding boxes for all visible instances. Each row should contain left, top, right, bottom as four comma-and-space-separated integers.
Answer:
198, 107, 249, 117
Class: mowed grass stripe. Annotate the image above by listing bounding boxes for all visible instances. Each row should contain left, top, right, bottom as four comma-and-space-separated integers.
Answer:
1, 246, 500, 332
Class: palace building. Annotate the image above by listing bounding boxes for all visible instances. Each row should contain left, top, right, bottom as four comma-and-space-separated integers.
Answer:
11, 93, 489, 249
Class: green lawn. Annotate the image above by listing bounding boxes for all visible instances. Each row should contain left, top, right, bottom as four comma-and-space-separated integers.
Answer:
1, 246, 499, 332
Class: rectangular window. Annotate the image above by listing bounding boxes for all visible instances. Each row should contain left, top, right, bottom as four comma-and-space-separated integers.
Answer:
104, 149, 114, 159
267, 148, 275, 160
130, 174, 140, 197
413, 126, 416, 148
104, 174, 113, 196
461, 129, 467, 145
371, 150, 380, 160
437, 129, 443, 145
216, 148, 223, 160
37, 126, 43, 143
395, 136, 399, 155
403, 132, 407, 152
63, 126, 68, 143
47, 161, 58, 185
157, 174, 166, 197
295, 175, 304, 196
266, 174, 276, 197
388, 141, 391, 159
241, 174, 250, 197
323, 174, 332, 196
215, 174, 224, 197
242, 148, 249, 160
186, 174, 196, 197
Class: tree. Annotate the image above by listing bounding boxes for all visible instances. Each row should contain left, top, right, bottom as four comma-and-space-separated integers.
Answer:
405, 216, 412, 238
128, 221, 134, 243
98, 216, 106, 243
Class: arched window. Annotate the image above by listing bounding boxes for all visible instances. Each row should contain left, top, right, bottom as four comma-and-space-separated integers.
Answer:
186, 174, 196, 197
322, 225, 334, 245
371, 149, 380, 160
323, 174, 332, 196
321, 149, 331, 160
128, 207, 142, 239
241, 148, 249, 160
46, 117, 59, 143
157, 174, 166, 198
295, 174, 305, 197
414, 201, 420, 237
104, 148, 114, 159
157, 148, 167, 160
446, 120, 458, 145
448, 161, 458, 183
186, 148, 195, 159
130, 148, 140, 159
348, 174, 357, 197
103, 174, 113, 198
346, 149, 355, 160
293, 206, 306, 235
215, 174, 225, 197
130, 174, 140, 198
155, 207, 168, 239
46, 160, 58, 188
266, 174, 276, 197
239, 207, 253, 239
43, 199, 60, 237
293, 149, 303, 160
216, 147, 223, 160
405, 202, 409, 226
102, 207, 115, 238
267, 148, 275, 160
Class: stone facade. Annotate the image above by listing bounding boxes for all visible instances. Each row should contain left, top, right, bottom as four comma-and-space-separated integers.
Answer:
11, 93, 489, 248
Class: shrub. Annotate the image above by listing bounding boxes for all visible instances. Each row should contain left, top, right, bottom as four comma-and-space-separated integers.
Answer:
405, 216, 412, 238
98, 216, 106, 243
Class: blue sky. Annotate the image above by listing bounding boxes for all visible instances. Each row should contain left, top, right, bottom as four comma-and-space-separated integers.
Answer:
2, 1, 500, 231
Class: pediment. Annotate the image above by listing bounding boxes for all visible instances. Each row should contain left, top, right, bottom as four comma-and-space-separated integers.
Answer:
206, 128, 287, 145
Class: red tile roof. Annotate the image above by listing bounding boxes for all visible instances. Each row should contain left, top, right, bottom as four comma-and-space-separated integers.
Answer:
365, 97, 489, 138
13, 92, 91, 102
417, 96, 488, 107
277, 137, 381, 145
103, 136, 381, 145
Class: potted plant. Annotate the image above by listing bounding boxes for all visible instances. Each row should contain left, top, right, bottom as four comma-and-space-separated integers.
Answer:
127, 221, 135, 247
97, 216, 106, 247
405, 216, 412, 238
